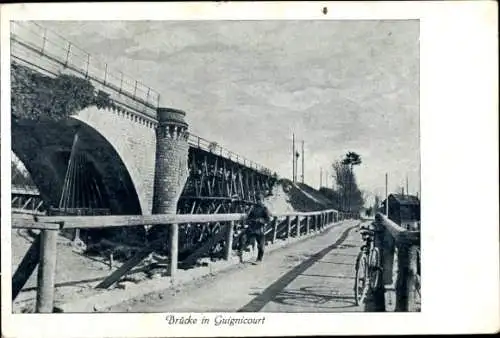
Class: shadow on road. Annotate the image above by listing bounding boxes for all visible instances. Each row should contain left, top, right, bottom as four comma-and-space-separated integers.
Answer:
271, 286, 357, 310
316, 260, 355, 266
237, 224, 358, 312
300, 273, 355, 280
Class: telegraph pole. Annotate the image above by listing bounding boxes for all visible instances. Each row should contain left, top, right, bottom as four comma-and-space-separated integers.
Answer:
406, 175, 409, 197
301, 140, 305, 183
385, 173, 389, 215
320, 168, 323, 188
292, 133, 295, 183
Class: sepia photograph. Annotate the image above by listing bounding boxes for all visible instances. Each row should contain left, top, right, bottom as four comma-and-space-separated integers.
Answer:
1, 2, 498, 337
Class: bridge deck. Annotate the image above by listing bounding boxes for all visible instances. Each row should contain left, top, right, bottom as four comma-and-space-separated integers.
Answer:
106, 220, 368, 312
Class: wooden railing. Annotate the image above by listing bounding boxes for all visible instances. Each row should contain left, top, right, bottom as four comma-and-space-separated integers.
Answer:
11, 209, 358, 313
365, 212, 421, 312
188, 134, 272, 176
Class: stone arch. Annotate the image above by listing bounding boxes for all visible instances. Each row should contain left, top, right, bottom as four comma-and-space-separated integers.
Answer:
11, 110, 144, 216
72, 106, 156, 214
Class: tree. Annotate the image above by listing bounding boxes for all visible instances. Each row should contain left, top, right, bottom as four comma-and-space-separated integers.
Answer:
374, 194, 381, 214
330, 158, 364, 213
341, 151, 362, 212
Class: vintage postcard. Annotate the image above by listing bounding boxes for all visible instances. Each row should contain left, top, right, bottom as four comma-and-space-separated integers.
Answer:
1, 1, 498, 337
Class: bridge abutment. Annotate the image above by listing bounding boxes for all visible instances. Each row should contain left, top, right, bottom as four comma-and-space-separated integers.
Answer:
152, 108, 190, 215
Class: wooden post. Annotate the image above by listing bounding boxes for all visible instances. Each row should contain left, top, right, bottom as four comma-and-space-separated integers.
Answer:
224, 221, 235, 260
272, 217, 278, 244
168, 223, 178, 278
407, 245, 419, 311
295, 215, 300, 237
36, 229, 58, 313
385, 173, 389, 216
306, 216, 310, 234
363, 220, 386, 312
394, 243, 419, 312
287, 215, 292, 238
382, 227, 396, 287
395, 243, 410, 312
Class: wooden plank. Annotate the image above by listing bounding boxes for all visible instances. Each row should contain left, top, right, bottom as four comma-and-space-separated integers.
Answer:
225, 221, 235, 260
96, 249, 153, 289
11, 221, 60, 230
36, 213, 247, 228
376, 213, 420, 245
12, 234, 41, 300
35, 229, 58, 313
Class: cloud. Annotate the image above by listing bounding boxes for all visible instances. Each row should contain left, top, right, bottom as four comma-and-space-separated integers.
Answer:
27, 20, 420, 194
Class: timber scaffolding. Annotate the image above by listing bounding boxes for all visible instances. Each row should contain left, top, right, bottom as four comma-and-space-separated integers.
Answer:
362, 213, 421, 312
12, 209, 362, 313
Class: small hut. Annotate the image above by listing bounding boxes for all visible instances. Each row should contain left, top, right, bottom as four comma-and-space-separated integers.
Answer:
381, 194, 420, 230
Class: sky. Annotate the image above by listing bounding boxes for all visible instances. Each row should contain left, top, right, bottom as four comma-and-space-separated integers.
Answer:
32, 20, 420, 203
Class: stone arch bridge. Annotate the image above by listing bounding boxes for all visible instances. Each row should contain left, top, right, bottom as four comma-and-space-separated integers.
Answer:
10, 21, 277, 225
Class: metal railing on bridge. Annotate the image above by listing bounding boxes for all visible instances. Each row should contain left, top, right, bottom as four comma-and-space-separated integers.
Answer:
11, 21, 273, 176
10, 21, 161, 119
188, 134, 272, 175
11, 209, 358, 313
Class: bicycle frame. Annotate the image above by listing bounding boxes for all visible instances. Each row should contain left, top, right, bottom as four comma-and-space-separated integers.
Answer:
354, 227, 382, 306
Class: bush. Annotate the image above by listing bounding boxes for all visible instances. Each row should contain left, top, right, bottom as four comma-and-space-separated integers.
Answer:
11, 62, 112, 121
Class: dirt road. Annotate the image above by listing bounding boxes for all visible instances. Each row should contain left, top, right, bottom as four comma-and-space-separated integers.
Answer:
107, 220, 366, 313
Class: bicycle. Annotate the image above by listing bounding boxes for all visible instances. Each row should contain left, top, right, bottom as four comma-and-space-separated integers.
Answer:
354, 223, 382, 306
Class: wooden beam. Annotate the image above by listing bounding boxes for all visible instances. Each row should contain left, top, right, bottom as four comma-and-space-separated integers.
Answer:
376, 213, 420, 245
96, 249, 153, 289
12, 234, 41, 300
11, 221, 60, 230
36, 213, 247, 228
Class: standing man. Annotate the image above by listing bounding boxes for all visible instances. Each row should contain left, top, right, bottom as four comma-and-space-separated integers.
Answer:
238, 193, 271, 264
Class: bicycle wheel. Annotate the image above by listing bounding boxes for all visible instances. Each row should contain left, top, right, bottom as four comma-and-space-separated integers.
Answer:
354, 251, 369, 306
368, 247, 382, 290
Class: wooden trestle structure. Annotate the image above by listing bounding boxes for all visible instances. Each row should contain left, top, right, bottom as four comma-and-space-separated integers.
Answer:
12, 132, 277, 260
